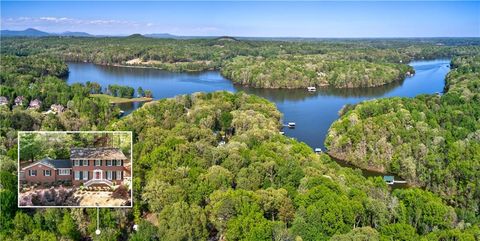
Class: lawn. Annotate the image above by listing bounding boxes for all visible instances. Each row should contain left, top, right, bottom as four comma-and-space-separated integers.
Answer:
90, 94, 153, 104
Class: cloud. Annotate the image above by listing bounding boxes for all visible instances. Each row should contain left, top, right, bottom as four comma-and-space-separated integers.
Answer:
1, 16, 147, 28
0, 16, 223, 36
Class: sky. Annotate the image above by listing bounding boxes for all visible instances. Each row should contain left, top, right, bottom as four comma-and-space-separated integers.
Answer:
1, 1, 479, 37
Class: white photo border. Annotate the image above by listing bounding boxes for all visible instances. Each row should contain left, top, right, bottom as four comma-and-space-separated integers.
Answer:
17, 131, 133, 208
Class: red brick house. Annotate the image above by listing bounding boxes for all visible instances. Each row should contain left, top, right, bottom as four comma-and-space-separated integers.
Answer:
22, 147, 128, 187
21, 158, 72, 184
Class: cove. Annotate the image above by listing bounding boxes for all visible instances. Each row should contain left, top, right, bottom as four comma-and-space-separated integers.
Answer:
66, 59, 450, 152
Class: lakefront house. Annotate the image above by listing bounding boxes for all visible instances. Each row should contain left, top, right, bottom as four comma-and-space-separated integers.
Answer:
21, 147, 129, 187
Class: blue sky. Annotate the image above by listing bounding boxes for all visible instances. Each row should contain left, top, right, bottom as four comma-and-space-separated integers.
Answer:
1, 1, 479, 37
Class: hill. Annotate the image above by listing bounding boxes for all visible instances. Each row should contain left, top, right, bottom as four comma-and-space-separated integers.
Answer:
1, 28, 50, 37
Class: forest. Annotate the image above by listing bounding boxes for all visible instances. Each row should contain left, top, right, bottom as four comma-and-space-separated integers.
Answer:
221, 55, 413, 88
0, 37, 479, 240
326, 55, 480, 224
2, 36, 479, 88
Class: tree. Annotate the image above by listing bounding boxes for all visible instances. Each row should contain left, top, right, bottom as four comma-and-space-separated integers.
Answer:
23, 229, 57, 241
12, 212, 35, 239
330, 227, 380, 241
137, 86, 145, 97
157, 201, 208, 241
19, 133, 42, 162
129, 220, 158, 241
144, 89, 153, 98
58, 212, 80, 240
380, 223, 418, 241
226, 204, 275, 241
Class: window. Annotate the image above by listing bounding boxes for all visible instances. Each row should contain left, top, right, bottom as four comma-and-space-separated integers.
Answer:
29, 170, 37, 176
83, 171, 89, 180
44, 170, 51, 176
83, 160, 89, 166
106, 171, 112, 180
74, 160, 80, 166
106, 160, 112, 166
59, 169, 71, 175
95, 160, 102, 166
116, 171, 122, 180
116, 160, 121, 166
74, 171, 80, 180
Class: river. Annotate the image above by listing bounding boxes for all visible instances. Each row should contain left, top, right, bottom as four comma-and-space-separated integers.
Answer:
67, 59, 450, 153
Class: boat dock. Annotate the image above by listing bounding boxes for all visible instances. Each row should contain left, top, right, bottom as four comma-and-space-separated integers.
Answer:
383, 176, 407, 185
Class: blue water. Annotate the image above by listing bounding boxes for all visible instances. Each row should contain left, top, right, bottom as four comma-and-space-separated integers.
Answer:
67, 59, 450, 150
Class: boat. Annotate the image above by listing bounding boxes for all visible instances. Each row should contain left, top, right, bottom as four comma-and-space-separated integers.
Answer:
307, 86, 316, 92
287, 122, 296, 128
314, 148, 322, 153
279, 131, 285, 135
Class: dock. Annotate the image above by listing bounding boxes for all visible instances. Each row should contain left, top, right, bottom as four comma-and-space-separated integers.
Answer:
383, 176, 407, 185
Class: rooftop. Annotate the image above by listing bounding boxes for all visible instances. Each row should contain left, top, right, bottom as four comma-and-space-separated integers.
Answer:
22, 158, 71, 170
383, 176, 394, 182
70, 147, 127, 160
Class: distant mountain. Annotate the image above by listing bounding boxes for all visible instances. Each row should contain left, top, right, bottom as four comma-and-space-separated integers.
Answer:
1, 28, 50, 37
215, 36, 239, 41
59, 31, 93, 37
144, 33, 178, 39
1, 28, 94, 37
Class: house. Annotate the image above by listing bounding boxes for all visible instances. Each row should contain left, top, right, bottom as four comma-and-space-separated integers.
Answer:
0, 96, 8, 105
28, 99, 42, 110
22, 147, 128, 187
15, 96, 25, 106
70, 147, 127, 186
50, 104, 65, 113
21, 158, 72, 184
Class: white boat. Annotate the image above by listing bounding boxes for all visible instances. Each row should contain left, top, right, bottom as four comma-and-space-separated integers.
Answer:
307, 86, 316, 92
314, 148, 322, 153
279, 131, 285, 135
287, 122, 296, 127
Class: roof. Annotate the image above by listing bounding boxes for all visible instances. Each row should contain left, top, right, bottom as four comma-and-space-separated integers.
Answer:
383, 176, 394, 182
70, 147, 127, 160
22, 158, 72, 170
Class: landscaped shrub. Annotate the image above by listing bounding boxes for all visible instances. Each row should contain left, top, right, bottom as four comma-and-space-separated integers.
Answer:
19, 186, 74, 206
112, 185, 129, 199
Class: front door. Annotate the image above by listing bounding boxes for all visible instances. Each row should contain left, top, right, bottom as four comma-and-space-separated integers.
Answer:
93, 169, 102, 180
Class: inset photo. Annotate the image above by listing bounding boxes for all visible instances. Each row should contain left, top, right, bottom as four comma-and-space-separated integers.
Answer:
18, 131, 132, 208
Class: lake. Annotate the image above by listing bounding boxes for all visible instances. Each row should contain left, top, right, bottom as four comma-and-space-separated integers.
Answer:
67, 59, 450, 152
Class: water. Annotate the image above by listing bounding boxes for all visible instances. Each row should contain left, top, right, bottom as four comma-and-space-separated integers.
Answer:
67, 59, 450, 153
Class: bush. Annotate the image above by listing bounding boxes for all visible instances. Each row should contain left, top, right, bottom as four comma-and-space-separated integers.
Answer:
112, 185, 129, 199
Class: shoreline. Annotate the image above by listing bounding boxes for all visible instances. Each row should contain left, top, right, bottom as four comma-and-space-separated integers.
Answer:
70, 60, 413, 90
90, 94, 153, 104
